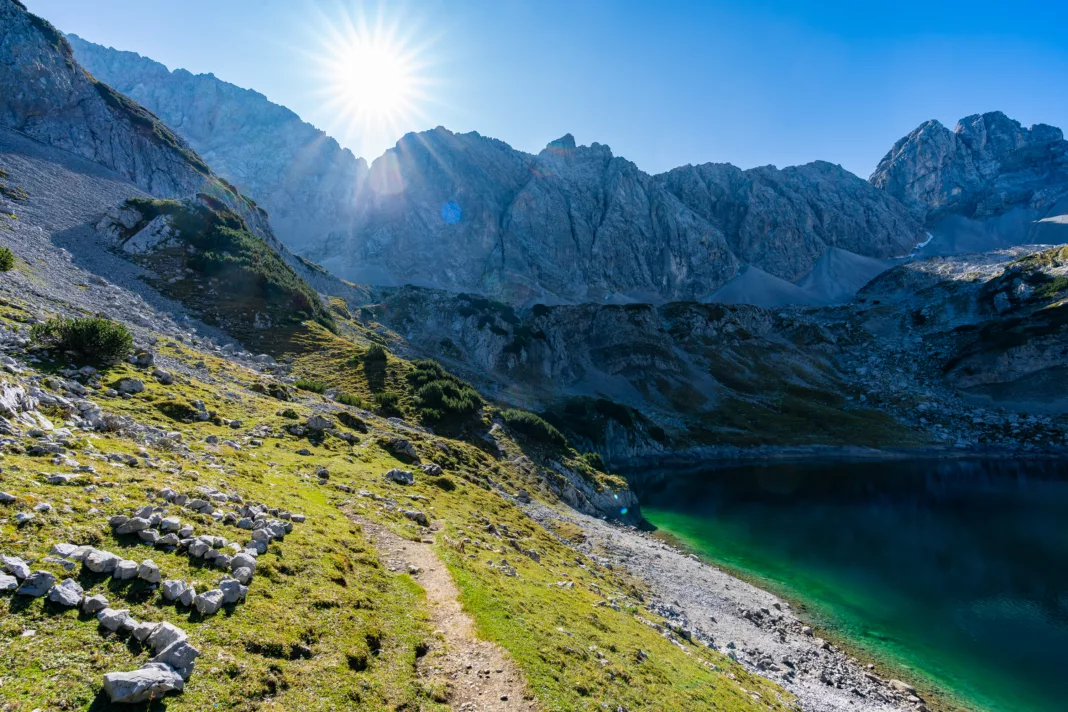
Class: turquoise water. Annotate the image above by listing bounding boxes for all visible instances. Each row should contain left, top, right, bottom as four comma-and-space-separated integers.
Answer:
640, 459, 1068, 712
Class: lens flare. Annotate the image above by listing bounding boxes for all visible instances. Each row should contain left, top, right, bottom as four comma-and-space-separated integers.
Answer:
305, 2, 438, 160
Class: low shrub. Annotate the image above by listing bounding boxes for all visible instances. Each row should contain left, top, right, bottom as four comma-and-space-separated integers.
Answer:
0, 246, 13, 271
372, 391, 400, 414
364, 344, 388, 364
430, 476, 456, 492
335, 392, 363, 408
500, 409, 568, 448
31, 316, 132, 366
294, 379, 327, 394
406, 360, 483, 424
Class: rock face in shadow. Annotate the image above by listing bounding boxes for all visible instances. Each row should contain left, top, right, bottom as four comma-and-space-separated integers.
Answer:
68, 34, 369, 254
870, 111, 1068, 223
0, 0, 208, 198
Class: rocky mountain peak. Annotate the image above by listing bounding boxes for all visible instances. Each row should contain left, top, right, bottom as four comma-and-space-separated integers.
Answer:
870, 111, 1068, 222
546, 133, 577, 150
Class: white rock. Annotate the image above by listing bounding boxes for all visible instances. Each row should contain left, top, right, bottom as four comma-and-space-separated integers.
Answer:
194, 588, 224, 615
85, 549, 121, 573
103, 663, 184, 703
17, 571, 55, 597
97, 607, 134, 632
81, 594, 109, 614
113, 560, 139, 580
47, 578, 83, 607
138, 560, 162, 583
1, 554, 31, 579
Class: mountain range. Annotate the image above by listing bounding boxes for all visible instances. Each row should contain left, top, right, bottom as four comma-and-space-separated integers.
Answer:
71, 35, 1066, 307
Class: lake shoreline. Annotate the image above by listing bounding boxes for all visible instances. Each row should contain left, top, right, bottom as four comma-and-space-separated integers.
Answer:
521, 498, 934, 712
647, 525, 967, 712
617, 443, 1068, 492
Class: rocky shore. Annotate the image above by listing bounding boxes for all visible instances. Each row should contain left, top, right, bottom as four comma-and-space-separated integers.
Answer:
524, 499, 937, 712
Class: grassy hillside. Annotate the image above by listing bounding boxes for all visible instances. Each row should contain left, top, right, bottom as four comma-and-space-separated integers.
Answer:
0, 290, 792, 711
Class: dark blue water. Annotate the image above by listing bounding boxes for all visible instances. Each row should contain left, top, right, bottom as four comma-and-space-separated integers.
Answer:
641, 459, 1068, 712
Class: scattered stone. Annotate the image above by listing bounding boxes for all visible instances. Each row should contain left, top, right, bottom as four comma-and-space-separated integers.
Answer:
82, 594, 109, 614
178, 583, 196, 607
86, 549, 121, 573
291, 513, 306, 523
152, 368, 174, 385
17, 571, 55, 597
47, 578, 83, 607
113, 560, 139, 580
218, 578, 248, 604
97, 607, 135, 632
386, 468, 415, 485
146, 622, 187, 652
152, 639, 200, 678
161, 580, 190, 602
14, 511, 34, 525
115, 517, 151, 535
138, 529, 161, 544
50, 542, 79, 558
159, 516, 181, 532
103, 663, 184, 703
116, 378, 145, 395
385, 438, 419, 461
1, 554, 31, 579
232, 566, 253, 584
138, 560, 162, 584
45, 473, 85, 485
132, 621, 158, 642
194, 589, 224, 615
0, 491, 15, 504
402, 509, 430, 527
420, 463, 443, 476
306, 414, 333, 431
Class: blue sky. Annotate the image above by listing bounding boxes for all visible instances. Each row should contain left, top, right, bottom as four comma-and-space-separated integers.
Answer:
26, 0, 1068, 178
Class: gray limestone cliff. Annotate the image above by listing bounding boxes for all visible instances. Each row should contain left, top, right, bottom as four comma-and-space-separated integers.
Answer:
68, 34, 369, 254
0, 0, 208, 198
869, 112, 1068, 255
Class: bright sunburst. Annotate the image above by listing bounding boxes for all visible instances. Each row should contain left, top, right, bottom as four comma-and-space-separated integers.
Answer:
307, 3, 436, 159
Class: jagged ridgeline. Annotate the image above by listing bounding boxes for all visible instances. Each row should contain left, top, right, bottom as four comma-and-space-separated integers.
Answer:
98, 195, 334, 342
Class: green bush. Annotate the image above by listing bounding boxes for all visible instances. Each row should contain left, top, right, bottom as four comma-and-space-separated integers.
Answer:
579, 451, 606, 472
294, 379, 327, 394
364, 344, 388, 364
335, 392, 363, 408
280, 408, 299, 419
119, 197, 334, 333
406, 360, 483, 423
430, 476, 456, 492
0, 247, 14, 272
31, 316, 133, 366
500, 409, 568, 448
372, 391, 400, 414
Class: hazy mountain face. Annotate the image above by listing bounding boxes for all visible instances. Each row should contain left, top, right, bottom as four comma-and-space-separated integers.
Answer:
69, 34, 370, 254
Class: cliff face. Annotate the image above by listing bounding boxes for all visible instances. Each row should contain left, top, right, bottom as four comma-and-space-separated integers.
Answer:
68, 34, 369, 253
64, 35, 930, 306
0, 1, 208, 198
870, 111, 1068, 223
313, 130, 922, 305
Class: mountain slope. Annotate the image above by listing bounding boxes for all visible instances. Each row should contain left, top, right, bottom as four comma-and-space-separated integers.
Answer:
313, 129, 921, 305
1, 1, 209, 197
68, 34, 370, 254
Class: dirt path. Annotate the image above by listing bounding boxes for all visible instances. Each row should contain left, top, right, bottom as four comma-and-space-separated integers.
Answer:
353, 517, 538, 711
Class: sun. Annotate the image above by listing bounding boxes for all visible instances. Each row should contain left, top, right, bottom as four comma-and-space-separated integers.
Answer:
307, 4, 436, 158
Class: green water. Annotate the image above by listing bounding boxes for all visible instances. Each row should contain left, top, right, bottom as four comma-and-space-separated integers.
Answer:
640, 459, 1068, 712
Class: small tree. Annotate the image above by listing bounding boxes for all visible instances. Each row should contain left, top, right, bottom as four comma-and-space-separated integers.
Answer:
0, 247, 14, 272
31, 316, 133, 366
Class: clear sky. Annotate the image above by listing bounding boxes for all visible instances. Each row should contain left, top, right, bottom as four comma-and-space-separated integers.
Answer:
24, 0, 1068, 178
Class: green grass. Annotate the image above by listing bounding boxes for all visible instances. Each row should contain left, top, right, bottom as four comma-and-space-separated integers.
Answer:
0, 287, 792, 711
115, 197, 335, 340
294, 378, 327, 394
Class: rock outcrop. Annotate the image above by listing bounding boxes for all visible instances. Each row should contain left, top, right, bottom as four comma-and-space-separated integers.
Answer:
0, 0, 208, 197
870, 111, 1068, 223
68, 34, 369, 254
